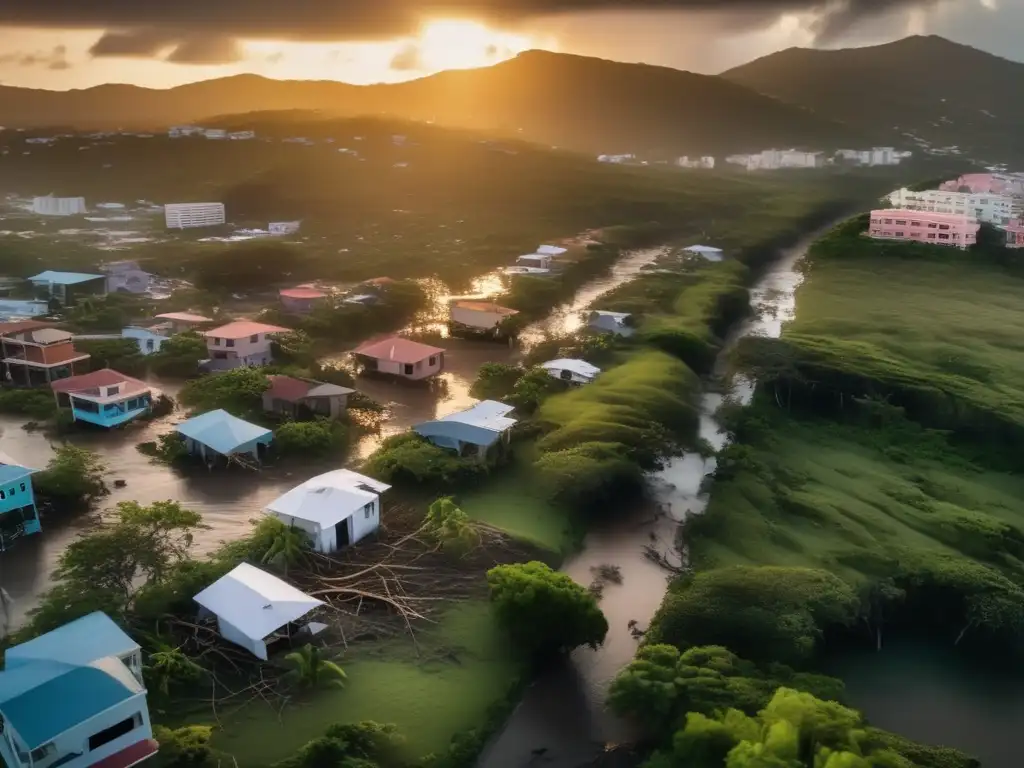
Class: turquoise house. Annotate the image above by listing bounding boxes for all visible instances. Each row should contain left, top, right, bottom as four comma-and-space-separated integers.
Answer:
175, 409, 273, 466
27, 271, 107, 306
0, 451, 40, 552
0, 612, 158, 768
50, 369, 153, 428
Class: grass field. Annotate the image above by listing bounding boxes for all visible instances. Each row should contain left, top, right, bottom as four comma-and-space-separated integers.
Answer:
211, 601, 519, 766
692, 415, 1024, 582
787, 252, 1024, 434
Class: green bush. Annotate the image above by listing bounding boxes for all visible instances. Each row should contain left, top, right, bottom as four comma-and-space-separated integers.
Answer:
153, 725, 219, 767
179, 367, 270, 420
148, 332, 208, 378
276, 418, 348, 458
33, 444, 108, 512
534, 441, 643, 510
76, 338, 148, 377
0, 388, 58, 420
363, 433, 484, 488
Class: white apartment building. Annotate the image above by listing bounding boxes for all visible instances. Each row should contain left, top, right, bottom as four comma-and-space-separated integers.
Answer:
204, 129, 227, 140
676, 156, 716, 169
168, 126, 202, 138
886, 187, 1019, 226
597, 154, 635, 164
164, 202, 226, 229
729, 149, 823, 171
32, 196, 86, 216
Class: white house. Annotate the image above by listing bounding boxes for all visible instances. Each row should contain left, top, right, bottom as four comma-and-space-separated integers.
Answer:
202, 320, 289, 370
0, 612, 157, 768
193, 563, 325, 660
31, 196, 86, 216
588, 310, 634, 337
684, 244, 725, 262
516, 254, 553, 270
203, 129, 227, 140
449, 301, 519, 334
269, 221, 301, 235
541, 358, 601, 385
228, 131, 256, 140
165, 202, 226, 229
265, 469, 391, 553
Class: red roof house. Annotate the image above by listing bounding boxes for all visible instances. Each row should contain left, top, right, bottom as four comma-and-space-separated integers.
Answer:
351, 336, 445, 381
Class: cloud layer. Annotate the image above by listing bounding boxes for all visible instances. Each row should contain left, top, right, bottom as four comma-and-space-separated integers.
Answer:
1, 0, 943, 65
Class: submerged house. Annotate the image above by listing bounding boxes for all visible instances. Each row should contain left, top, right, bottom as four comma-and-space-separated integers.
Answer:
265, 469, 391, 553
0, 321, 91, 386
123, 313, 214, 355
51, 369, 153, 428
262, 375, 354, 420
279, 286, 328, 315
536, 244, 568, 256
683, 245, 724, 262
0, 452, 41, 551
201, 320, 290, 371
515, 254, 553, 270
541, 358, 601, 385
351, 336, 445, 382
175, 409, 273, 465
101, 261, 153, 295
414, 401, 517, 459
588, 310, 634, 337
27, 271, 107, 305
193, 563, 325, 660
0, 612, 158, 768
449, 301, 519, 336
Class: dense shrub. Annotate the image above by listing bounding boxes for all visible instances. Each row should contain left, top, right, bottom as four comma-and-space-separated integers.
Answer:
0, 388, 58, 420
534, 441, 643, 510
276, 418, 348, 458
178, 367, 270, 420
363, 433, 484, 488
148, 332, 208, 378
76, 338, 148, 377
33, 444, 108, 512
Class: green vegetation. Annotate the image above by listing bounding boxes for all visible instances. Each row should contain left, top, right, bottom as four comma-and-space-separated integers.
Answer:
149, 331, 209, 378
364, 433, 486, 488
75, 337, 148, 377
0, 388, 59, 421
32, 444, 108, 514
487, 561, 608, 658
275, 418, 349, 458
178, 367, 270, 420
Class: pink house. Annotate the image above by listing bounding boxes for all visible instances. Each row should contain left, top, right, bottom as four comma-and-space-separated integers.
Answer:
868, 209, 978, 249
351, 336, 445, 381
1004, 220, 1024, 249
202, 320, 290, 371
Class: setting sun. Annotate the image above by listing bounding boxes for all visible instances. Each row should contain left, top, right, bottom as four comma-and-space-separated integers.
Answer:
416, 19, 535, 71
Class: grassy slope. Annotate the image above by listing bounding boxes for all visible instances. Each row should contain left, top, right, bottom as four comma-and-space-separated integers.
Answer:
787, 254, 1024, 433
211, 602, 518, 766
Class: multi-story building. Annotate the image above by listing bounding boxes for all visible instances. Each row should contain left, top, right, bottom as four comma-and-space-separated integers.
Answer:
0, 320, 91, 386
939, 173, 1024, 197
886, 187, 1019, 226
868, 209, 979, 249
31, 196, 86, 216
164, 202, 226, 229
1003, 220, 1024, 248
201, 320, 290, 371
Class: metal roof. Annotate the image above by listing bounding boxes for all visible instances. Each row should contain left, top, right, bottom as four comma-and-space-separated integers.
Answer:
203, 321, 290, 340
351, 336, 445, 364
193, 563, 323, 642
5, 612, 138, 669
265, 469, 390, 528
415, 400, 517, 448
175, 409, 273, 455
28, 270, 105, 285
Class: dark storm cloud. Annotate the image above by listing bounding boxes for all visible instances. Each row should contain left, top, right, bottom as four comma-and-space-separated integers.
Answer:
0, 45, 71, 70
1, 0, 945, 46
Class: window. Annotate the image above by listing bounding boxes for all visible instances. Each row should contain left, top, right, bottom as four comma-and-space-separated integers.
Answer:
0, 490, 5, 500
883, 218, 893, 224
213, 337, 221, 346
226, 339, 235, 348
146, 339, 154, 351
910, 221, 922, 227
939, 224, 950, 230
894, 232, 904, 237
927, 223, 938, 228
88, 715, 138, 752
894, 219, 907, 225
403, 364, 414, 375
107, 385, 120, 396
250, 334, 259, 343
939, 233, 950, 240
429, 355, 438, 366
363, 503, 373, 519
927, 233, 936, 239
19, 483, 25, 492
7, 488, 13, 497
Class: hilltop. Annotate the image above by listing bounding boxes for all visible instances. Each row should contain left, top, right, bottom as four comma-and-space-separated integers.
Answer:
0, 50, 858, 156
723, 35, 1024, 162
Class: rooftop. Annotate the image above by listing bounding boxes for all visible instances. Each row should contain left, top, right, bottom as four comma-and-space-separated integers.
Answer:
204, 320, 290, 339
154, 311, 215, 323
266, 375, 354, 403
28, 270, 105, 285
5, 611, 139, 669
50, 368, 151, 398
0, 451, 36, 486
266, 469, 391, 528
193, 563, 324, 642
452, 301, 519, 316
0, 320, 53, 337
542, 358, 601, 378
175, 409, 273, 455
280, 287, 328, 300
351, 336, 445, 365
415, 401, 517, 449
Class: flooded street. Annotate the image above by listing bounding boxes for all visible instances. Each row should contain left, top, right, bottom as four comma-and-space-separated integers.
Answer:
479, 228, 829, 768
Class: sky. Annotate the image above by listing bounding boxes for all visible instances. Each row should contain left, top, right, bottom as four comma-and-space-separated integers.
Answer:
0, 0, 1014, 91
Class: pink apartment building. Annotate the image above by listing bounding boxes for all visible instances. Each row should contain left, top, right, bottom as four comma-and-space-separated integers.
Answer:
868, 209, 979, 249
1004, 220, 1024, 249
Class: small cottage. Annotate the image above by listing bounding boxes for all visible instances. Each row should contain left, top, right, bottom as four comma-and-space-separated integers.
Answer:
265, 469, 391, 553
0, 321, 91, 386
351, 336, 445, 381
414, 401, 517, 459
683, 244, 724, 262
193, 563, 325, 660
515, 254, 553, 270
175, 409, 273, 465
0, 451, 40, 551
0, 612, 158, 768
153, 312, 215, 334
541, 358, 601, 385
588, 310, 634, 337
279, 286, 328, 315
101, 261, 153, 295
449, 301, 519, 336
202, 320, 289, 371
263, 375, 354, 420
535, 244, 568, 256
51, 369, 153, 428
27, 270, 107, 305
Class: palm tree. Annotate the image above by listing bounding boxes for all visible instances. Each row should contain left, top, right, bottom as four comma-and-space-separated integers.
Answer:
144, 643, 204, 697
261, 522, 309, 574
284, 644, 347, 690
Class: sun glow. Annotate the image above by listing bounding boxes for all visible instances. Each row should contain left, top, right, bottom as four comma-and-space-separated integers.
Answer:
415, 19, 535, 71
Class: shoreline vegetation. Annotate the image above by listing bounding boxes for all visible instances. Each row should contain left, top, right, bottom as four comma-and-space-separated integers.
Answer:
0, 155, 951, 768
618, 214, 1024, 768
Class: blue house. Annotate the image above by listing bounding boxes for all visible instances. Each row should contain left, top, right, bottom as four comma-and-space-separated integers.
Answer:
51, 369, 153, 428
0, 452, 40, 552
175, 409, 273, 466
0, 612, 158, 768
27, 271, 107, 306
414, 400, 517, 459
